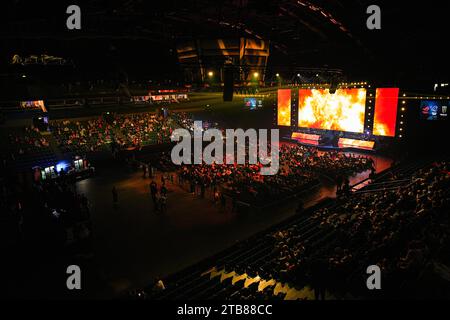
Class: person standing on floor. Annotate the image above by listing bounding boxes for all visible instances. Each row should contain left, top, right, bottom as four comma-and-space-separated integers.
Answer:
159, 194, 167, 213
342, 177, 350, 195
161, 183, 167, 197
142, 163, 147, 178
149, 163, 153, 178
150, 181, 158, 210
214, 191, 220, 204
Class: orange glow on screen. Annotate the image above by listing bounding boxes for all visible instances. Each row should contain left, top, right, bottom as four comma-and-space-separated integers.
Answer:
298, 89, 366, 133
291, 132, 321, 141
292, 132, 321, 145
277, 89, 291, 126
373, 88, 399, 137
338, 138, 375, 150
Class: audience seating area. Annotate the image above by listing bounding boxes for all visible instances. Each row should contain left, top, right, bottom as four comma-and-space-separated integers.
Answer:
1, 127, 57, 172
1, 111, 193, 172
50, 112, 187, 153
131, 160, 450, 300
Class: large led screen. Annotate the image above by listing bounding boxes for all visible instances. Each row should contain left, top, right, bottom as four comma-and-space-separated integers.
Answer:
338, 138, 375, 150
277, 89, 291, 126
420, 100, 448, 121
20, 100, 47, 112
244, 97, 257, 110
244, 97, 262, 110
373, 88, 399, 137
298, 89, 366, 133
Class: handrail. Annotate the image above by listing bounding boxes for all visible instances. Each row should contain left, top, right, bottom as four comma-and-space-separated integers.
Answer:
354, 178, 418, 194
358, 179, 410, 187
354, 186, 404, 194
350, 177, 370, 189
353, 179, 412, 192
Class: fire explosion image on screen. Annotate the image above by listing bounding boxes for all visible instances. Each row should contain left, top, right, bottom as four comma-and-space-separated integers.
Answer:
298, 89, 366, 133
373, 88, 400, 137
277, 89, 291, 126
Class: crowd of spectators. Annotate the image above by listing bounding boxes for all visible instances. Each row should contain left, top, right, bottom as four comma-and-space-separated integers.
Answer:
3, 111, 193, 162
50, 111, 192, 154
114, 112, 175, 148
6, 126, 50, 158
52, 118, 113, 153
278, 144, 374, 181
177, 144, 373, 207
268, 161, 449, 297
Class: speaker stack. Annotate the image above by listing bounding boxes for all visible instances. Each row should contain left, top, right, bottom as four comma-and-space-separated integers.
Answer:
223, 62, 234, 102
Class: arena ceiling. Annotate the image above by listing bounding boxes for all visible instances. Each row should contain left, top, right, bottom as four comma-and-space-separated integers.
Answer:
1, 0, 448, 84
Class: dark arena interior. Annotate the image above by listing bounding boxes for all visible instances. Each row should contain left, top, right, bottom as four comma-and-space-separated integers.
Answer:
0, 0, 449, 308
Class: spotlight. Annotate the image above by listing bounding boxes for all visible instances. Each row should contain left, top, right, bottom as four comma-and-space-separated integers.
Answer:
208, 71, 214, 77
276, 73, 280, 77
253, 72, 259, 78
